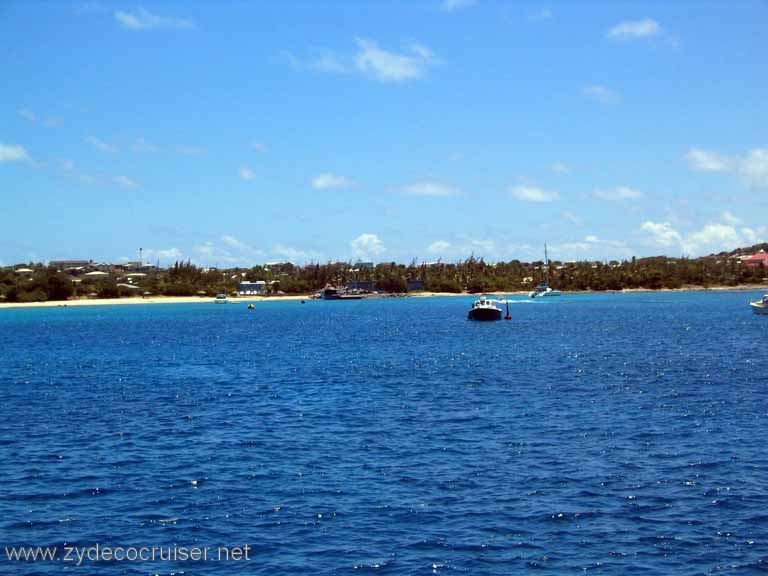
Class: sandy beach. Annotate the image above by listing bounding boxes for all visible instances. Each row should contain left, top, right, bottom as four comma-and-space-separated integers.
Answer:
0, 284, 765, 310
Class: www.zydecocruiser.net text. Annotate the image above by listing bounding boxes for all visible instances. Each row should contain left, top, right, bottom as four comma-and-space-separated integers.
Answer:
4, 544, 252, 566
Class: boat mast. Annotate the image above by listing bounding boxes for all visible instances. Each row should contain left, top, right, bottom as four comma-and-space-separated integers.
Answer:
544, 243, 549, 285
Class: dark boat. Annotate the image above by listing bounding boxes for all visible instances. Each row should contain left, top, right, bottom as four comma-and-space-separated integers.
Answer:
467, 296, 503, 321
320, 285, 363, 300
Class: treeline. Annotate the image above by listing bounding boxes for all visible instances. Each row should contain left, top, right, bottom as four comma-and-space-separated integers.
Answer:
1, 246, 767, 303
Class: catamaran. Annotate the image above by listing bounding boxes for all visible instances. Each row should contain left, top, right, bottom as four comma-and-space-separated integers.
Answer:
750, 294, 768, 315
529, 244, 562, 298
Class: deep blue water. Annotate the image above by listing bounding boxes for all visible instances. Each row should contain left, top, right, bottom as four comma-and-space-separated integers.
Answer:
1, 291, 767, 575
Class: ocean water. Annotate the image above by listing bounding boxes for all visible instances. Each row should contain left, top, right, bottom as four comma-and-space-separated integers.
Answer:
1, 291, 767, 575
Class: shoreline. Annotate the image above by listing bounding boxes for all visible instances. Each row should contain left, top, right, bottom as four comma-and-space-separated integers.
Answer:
0, 284, 765, 310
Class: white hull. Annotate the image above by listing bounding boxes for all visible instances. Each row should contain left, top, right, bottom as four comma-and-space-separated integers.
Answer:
750, 302, 768, 315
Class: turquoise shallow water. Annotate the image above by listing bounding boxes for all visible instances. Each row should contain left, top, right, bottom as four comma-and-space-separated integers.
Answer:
1, 291, 767, 575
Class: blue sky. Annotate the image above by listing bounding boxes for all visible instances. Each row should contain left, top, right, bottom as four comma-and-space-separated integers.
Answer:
1, 1, 766, 266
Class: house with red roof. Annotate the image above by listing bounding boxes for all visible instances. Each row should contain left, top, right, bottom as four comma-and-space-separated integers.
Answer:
744, 250, 768, 267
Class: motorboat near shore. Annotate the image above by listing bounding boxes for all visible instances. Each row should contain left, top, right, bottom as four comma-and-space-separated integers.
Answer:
215, 294, 229, 304
468, 296, 511, 321
318, 285, 364, 300
750, 294, 768, 315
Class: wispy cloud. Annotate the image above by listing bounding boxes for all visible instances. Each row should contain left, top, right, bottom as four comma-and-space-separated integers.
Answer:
0, 143, 30, 163
291, 38, 437, 83
195, 235, 264, 266
582, 84, 619, 104
427, 240, 452, 254
593, 186, 643, 201
441, 0, 476, 12
607, 18, 662, 40
351, 233, 385, 258
639, 216, 765, 256
240, 167, 256, 181
685, 148, 732, 172
740, 149, 768, 189
311, 51, 348, 73
113, 175, 138, 189
272, 244, 322, 263
18, 108, 60, 127
510, 185, 559, 202
143, 247, 183, 263
403, 181, 460, 197
114, 6, 195, 30
87, 136, 118, 153
685, 147, 768, 188
550, 162, 570, 174
176, 146, 205, 156
131, 137, 159, 152
355, 38, 436, 82
312, 173, 352, 190
529, 7, 553, 21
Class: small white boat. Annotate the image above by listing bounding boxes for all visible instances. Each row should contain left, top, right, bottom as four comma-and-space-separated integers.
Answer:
214, 293, 229, 304
529, 283, 562, 298
750, 294, 768, 315
529, 244, 562, 298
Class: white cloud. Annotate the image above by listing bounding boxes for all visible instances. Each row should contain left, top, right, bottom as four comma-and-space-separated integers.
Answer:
510, 185, 560, 203
427, 240, 452, 254
221, 235, 247, 250
607, 18, 662, 40
176, 146, 205, 156
311, 173, 352, 190
530, 8, 553, 21
87, 136, 118, 153
551, 162, 570, 173
251, 141, 267, 153
584, 235, 600, 243
351, 233, 385, 258
593, 186, 643, 201
685, 148, 732, 172
354, 38, 435, 82
131, 137, 158, 152
721, 211, 742, 225
403, 181, 460, 197
640, 221, 683, 248
272, 244, 321, 263
582, 84, 619, 104
143, 247, 183, 262
194, 236, 264, 266
58, 158, 74, 171
739, 148, 768, 188
685, 147, 768, 189
114, 175, 138, 189
639, 218, 765, 256
0, 143, 30, 163
441, 0, 476, 12
240, 167, 256, 180
18, 108, 36, 122
561, 211, 584, 225
311, 51, 348, 73
114, 7, 195, 30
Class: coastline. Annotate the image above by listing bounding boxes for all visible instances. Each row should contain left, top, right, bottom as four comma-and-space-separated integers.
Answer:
0, 284, 765, 310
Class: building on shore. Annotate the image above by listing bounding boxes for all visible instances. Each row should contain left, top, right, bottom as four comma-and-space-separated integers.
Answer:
49, 260, 93, 271
744, 250, 768, 267
346, 280, 376, 292
237, 281, 266, 295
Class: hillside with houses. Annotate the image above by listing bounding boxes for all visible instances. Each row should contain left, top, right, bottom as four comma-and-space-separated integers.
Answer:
2, 245, 767, 304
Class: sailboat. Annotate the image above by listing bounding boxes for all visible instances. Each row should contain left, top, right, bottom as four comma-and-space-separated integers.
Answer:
529, 244, 562, 298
